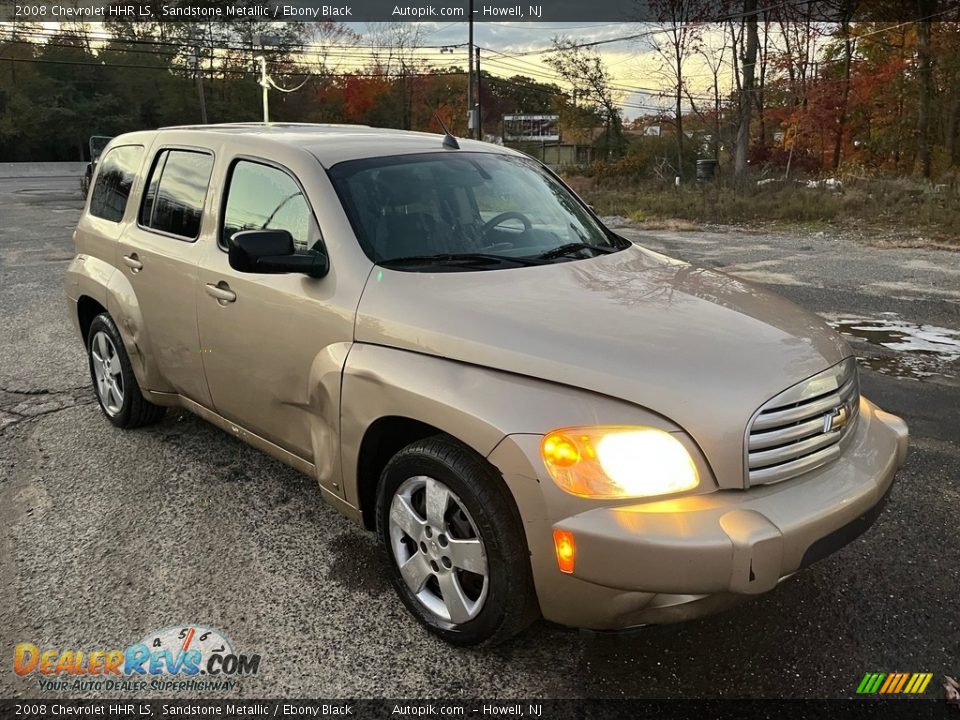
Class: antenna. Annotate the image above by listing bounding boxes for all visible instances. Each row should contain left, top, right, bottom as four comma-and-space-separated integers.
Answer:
434, 112, 460, 150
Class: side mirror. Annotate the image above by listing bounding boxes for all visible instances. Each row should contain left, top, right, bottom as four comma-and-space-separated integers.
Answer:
227, 229, 328, 278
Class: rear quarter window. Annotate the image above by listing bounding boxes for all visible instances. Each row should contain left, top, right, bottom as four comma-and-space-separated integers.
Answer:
88, 145, 144, 222
139, 149, 214, 240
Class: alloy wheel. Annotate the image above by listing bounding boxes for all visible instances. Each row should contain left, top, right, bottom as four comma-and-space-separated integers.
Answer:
90, 330, 124, 417
388, 475, 489, 624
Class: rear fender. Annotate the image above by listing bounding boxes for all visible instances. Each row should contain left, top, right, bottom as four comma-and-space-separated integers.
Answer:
67, 254, 172, 394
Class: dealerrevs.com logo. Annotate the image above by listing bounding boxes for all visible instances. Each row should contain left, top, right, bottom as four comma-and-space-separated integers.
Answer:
13, 625, 261, 692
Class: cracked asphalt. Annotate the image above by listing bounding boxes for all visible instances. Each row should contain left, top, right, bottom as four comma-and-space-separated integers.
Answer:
1, 173, 957, 700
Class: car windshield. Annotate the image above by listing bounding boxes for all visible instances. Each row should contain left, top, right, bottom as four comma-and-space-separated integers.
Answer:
328, 152, 624, 270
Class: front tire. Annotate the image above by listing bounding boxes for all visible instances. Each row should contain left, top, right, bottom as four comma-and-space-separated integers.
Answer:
376, 435, 539, 646
87, 313, 165, 429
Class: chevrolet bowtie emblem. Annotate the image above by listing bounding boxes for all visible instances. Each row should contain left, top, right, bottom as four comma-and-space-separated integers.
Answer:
824, 405, 849, 433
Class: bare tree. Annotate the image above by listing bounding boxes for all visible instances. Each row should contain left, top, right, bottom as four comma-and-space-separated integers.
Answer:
647, 0, 704, 179
830, 1, 859, 170
305, 22, 361, 77
915, 0, 938, 178
692, 29, 729, 160
366, 23, 426, 77
733, 0, 760, 180
366, 23, 428, 129
544, 37, 626, 158
777, 3, 818, 107
754, 11, 772, 159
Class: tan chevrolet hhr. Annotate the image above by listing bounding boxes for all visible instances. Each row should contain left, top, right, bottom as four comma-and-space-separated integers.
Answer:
66, 124, 908, 645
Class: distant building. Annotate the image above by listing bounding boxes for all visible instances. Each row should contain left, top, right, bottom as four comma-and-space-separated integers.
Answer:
502, 114, 598, 169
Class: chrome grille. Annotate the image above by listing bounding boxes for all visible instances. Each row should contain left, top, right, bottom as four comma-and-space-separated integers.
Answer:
746, 358, 860, 486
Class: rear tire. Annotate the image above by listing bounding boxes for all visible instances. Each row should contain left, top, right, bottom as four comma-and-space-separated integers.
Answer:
87, 313, 165, 429
376, 435, 539, 646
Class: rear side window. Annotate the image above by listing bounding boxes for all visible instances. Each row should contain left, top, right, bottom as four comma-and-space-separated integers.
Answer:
139, 149, 214, 240
221, 160, 321, 252
89, 145, 143, 222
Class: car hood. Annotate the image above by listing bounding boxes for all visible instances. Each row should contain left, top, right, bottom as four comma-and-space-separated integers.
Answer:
354, 244, 851, 488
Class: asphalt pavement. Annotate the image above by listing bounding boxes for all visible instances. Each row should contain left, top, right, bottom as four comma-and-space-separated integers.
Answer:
1, 173, 957, 700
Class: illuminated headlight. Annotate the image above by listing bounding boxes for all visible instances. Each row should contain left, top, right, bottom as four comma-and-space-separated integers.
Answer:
541, 426, 699, 499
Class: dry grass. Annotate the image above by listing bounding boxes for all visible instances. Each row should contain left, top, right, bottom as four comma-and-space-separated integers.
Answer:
863, 237, 960, 251
573, 177, 960, 249
626, 213, 701, 231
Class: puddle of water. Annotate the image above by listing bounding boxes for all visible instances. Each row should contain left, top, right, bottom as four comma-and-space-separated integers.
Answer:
324, 531, 391, 597
820, 312, 960, 380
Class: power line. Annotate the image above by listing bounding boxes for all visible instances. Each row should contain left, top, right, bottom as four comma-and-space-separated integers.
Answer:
0, 53, 474, 82
0, 29, 465, 64
0, 33, 469, 74
479, 48, 714, 102
2, 23, 472, 52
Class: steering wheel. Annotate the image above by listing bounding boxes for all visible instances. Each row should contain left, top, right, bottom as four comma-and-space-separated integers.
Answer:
480, 211, 532, 237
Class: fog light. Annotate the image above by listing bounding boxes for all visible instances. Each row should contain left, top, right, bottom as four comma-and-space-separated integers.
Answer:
553, 529, 576, 574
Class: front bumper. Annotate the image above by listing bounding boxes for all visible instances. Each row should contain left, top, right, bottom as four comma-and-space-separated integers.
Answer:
487, 397, 908, 630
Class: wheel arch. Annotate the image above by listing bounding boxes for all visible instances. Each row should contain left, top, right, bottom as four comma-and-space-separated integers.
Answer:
342, 345, 522, 530
77, 295, 107, 343
355, 416, 448, 530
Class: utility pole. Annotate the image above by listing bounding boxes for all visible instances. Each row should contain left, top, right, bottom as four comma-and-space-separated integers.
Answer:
192, 48, 208, 124
475, 47, 482, 140
254, 48, 309, 124
197, 69, 208, 124
467, 0, 474, 137
257, 55, 269, 123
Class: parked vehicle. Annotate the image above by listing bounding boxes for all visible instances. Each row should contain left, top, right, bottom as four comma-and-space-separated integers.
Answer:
65, 124, 908, 645
80, 135, 112, 196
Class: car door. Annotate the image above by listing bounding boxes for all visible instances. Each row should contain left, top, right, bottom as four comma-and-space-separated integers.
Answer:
195, 156, 356, 469
117, 146, 215, 406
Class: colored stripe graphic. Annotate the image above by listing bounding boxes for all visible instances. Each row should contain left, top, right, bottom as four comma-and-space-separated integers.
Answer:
904, 674, 920, 693
856, 673, 886, 694
857, 672, 932, 694
879, 674, 897, 693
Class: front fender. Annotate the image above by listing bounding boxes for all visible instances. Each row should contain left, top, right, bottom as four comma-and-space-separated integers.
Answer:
339, 343, 684, 511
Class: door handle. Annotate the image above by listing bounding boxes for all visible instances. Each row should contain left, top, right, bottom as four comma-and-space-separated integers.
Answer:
122, 253, 143, 272
205, 282, 237, 304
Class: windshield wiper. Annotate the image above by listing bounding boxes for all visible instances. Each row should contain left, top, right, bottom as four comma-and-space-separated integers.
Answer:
537, 242, 617, 261
379, 253, 544, 268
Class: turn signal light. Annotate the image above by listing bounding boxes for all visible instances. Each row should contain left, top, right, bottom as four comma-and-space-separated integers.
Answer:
553, 529, 576, 574
542, 433, 580, 467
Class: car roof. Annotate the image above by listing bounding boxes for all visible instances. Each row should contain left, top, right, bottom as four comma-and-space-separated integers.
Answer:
145, 122, 520, 167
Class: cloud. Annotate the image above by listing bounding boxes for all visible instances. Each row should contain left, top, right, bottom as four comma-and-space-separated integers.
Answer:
340, 22, 727, 119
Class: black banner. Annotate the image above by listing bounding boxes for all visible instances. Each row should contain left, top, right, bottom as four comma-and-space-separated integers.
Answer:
1, 0, 959, 23
0, 699, 957, 720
